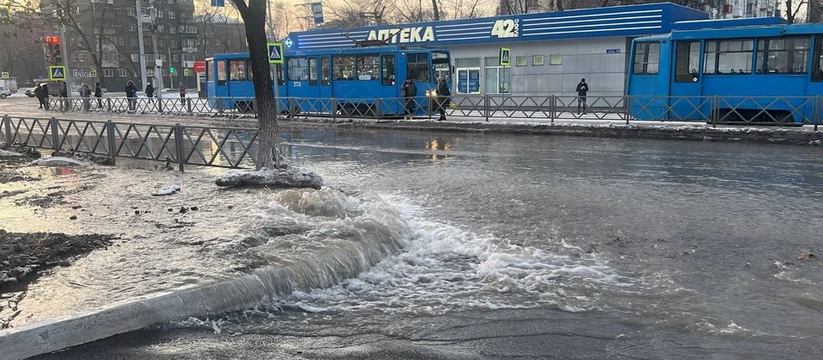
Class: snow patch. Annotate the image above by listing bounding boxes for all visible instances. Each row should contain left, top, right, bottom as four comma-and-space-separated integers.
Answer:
152, 184, 181, 196
0, 149, 23, 157
30, 156, 92, 167
215, 167, 323, 189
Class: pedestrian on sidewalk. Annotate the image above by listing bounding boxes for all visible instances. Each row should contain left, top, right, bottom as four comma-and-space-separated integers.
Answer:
35, 84, 45, 109
59, 82, 68, 112
94, 82, 103, 110
401, 78, 417, 120
41, 83, 50, 110
145, 82, 155, 99
436, 76, 451, 121
81, 83, 92, 112
576, 78, 589, 115
178, 82, 186, 106
125, 80, 138, 112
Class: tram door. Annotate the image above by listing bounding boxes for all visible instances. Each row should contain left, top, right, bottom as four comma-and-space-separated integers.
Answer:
319, 56, 332, 99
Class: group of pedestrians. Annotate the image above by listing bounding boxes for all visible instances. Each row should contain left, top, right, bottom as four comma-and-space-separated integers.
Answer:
35, 80, 187, 113
125, 80, 187, 112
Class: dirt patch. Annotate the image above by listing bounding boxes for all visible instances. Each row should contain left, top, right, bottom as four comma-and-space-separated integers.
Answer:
51, 149, 113, 166
0, 229, 117, 290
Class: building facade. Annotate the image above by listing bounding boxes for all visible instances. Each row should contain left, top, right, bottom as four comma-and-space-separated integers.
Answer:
38, 0, 245, 92
286, 3, 782, 99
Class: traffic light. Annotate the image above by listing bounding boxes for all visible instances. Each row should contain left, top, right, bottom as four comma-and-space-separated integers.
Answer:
169, 66, 176, 75
44, 36, 62, 65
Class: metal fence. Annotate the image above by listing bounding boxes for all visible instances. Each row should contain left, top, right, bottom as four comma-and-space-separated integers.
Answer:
1, 115, 260, 170
39, 95, 823, 128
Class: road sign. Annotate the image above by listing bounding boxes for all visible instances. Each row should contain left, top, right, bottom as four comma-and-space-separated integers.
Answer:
311, 2, 324, 24
499, 48, 511, 66
183, 69, 190, 76
268, 42, 283, 64
193, 61, 206, 73
48, 66, 67, 81
1, 72, 8, 79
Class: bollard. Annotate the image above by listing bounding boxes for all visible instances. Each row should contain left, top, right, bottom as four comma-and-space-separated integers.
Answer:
331, 98, 337, 120
174, 123, 185, 172
106, 120, 117, 165
217, 97, 223, 114
106, 98, 112, 112
549, 95, 555, 123
624, 96, 630, 125
484, 95, 490, 122
187, 98, 192, 114
3, 115, 11, 145
50, 117, 60, 151
288, 97, 296, 119
158, 98, 164, 113
375, 98, 382, 119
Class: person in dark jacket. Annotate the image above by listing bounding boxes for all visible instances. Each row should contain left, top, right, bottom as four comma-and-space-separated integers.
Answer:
41, 83, 50, 110
576, 78, 589, 115
145, 82, 154, 98
125, 80, 137, 111
80, 83, 91, 112
35, 84, 44, 109
59, 82, 69, 112
401, 78, 417, 119
94, 82, 103, 110
436, 76, 450, 121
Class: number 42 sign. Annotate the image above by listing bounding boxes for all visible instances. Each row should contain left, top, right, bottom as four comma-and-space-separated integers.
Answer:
491, 19, 519, 38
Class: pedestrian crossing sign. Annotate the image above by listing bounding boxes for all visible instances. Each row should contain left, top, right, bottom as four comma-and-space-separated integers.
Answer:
499, 48, 511, 66
48, 66, 67, 81
268, 42, 283, 64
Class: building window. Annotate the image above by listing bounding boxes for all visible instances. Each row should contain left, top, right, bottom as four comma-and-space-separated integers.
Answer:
549, 54, 562, 65
129, 24, 135, 32
104, 69, 114, 77
484, 57, 510, 94
704, 39, 753, 74
169, 11, 175, 19
757, 37, 809, 74
633, 42, 660, 75
70, 53, 78, 63
157, 25, 164, 33
118, 37, 124, 46
157, 10, 163, 18
515, 56, 527, 66
406, 53, 430, 82
78, 53, 85, 62
119, 69, 127, 77
159, 39, 165, 47
147, 68, 154, 77
170, 40, 176, 48
454, 58, 480, 94
675, 41, 701, 82
131, 54, 139, 62
172, 55, 178, 62
127, 8, 135, 16
533, 55, 544, 66
333, 55, 355, 80
170, 27, 176, 34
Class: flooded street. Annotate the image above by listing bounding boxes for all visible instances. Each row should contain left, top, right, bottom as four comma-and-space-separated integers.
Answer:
3, 127, 822, 358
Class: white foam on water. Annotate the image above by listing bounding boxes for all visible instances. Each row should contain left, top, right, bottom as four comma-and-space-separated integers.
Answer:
266, 195, 630, 315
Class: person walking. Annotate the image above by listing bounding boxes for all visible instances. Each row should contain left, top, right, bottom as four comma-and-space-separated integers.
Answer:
145, 82, 154, 99
436, 76, 451, 121
59, 82, 69, 112
41, 83, 50, 110
125, 80, 138, 112
35, 84, 44, 109
178, 82, 186, 106
94, 82, 103, 110
401, 78, 417, 120
576, 78, 589, 115
81, 83, 91, 112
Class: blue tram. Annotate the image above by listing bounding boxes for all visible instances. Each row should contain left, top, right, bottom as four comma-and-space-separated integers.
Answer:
205, 46, 452, 117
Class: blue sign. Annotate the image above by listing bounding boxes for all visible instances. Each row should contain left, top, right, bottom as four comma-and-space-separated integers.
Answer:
311, 2, 324, 25
210, 0, 224, 7
468, 70, 480, 93
284, 37, 294, 49
267, 42, 283, 64
606, 49, 621, 54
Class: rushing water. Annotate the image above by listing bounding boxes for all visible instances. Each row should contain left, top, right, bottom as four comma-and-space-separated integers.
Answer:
6, 128, 823, 358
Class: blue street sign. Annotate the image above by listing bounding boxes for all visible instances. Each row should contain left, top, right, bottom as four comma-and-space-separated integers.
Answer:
311, 2, 324, 24
48, 66, 67, 81
606, 49, 621, 54
267, 42, 283, 64
210, 0, 224, 7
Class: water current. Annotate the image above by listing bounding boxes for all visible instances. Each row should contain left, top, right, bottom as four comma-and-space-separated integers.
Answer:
4, 128, 823, 358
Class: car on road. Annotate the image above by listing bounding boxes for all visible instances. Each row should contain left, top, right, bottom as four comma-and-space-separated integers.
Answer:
0, 86, 12, 99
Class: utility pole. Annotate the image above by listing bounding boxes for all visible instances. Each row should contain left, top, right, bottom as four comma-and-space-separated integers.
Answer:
149, 0, 163, 95
59, 24, 70, 95
136, 0, 148, 90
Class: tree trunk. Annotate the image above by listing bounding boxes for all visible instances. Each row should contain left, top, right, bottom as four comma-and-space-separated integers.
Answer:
233, 0, 281, 170
431, 0, 440, 21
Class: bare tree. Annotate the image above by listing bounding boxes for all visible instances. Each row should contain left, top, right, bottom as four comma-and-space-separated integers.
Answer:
785, 0, 808, 23
229, 0, 281, 169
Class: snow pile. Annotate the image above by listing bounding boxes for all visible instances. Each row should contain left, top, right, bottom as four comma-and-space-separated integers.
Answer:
0, 149, 23, 157
31, 157, 92, 167
152, 184, 181, 196
215, 167, 323, 189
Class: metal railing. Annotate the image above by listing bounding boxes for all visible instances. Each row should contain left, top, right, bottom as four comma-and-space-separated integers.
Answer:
1, 115, 261, 171
36, 95, 822, 128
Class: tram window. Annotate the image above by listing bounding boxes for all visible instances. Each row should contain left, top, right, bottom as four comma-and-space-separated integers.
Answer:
206, 60, 212, 82
321, 57, 330, 85
632, 42, 659, 75
309, 58, 318, 85
269, 63, 285, 85
217, 60, 227, 86
288, 58, 309, 81
704, 39, 753, 74
381, 54, 395, 86
357, 55, 379, 81
333, 55, 355, 80
813, 37, 823, 81
756, 37, 809, 74
406, 53, 430, 82
229, 60, 246, 81
675, 41, 700, 82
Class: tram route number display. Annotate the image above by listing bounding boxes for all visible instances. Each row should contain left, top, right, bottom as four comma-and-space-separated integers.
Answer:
491, 19, 519, 38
